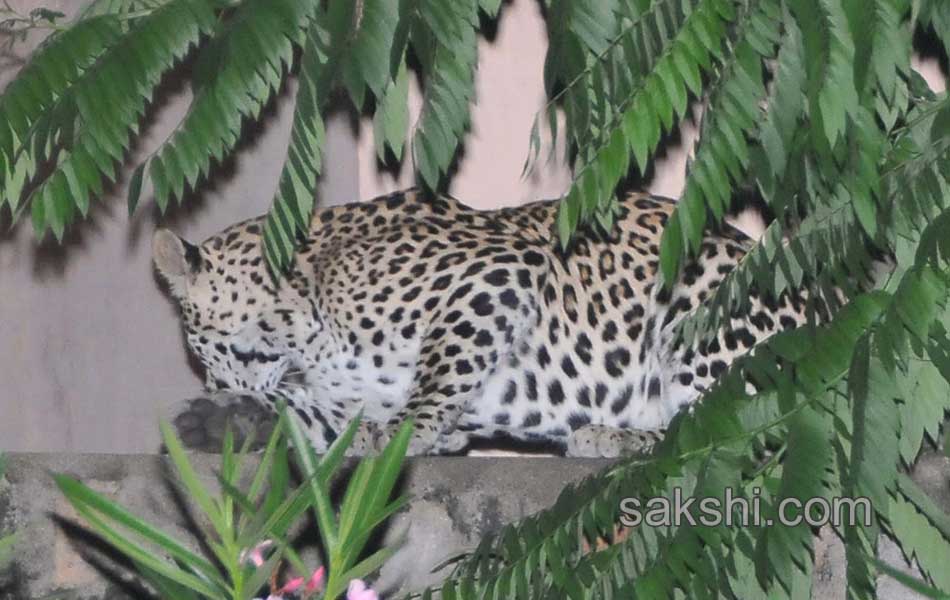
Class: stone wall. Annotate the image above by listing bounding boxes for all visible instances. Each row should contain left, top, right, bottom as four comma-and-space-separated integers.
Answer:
1, 452, 948, 599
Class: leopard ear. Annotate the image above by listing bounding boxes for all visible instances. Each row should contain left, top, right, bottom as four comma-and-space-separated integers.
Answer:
153, 229, 201, 297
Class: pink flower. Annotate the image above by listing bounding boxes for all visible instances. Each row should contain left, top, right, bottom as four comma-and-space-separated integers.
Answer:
241, 540, 325, 599
277, 577, 304, 594
305, 567, 326, 593
347, 579, 379, 600
276, 566, 325, 596
240, 540, 274, 568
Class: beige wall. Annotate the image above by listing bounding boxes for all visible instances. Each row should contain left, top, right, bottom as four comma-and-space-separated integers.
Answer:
0, 0, 946, 452
0, 1, 360, 452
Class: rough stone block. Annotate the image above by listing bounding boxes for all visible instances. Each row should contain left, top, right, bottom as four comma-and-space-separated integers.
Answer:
0, 452, 947, 599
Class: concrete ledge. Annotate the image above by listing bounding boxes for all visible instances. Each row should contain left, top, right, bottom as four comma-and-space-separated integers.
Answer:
0, 452, 948, 599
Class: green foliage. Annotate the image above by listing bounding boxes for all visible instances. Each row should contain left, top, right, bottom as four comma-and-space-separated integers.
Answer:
55, 411, 411, 599
549, 0, 741, 246
5, 0, 950, 597
284, 411, 412, 599
918, 0, 950, 59
261, 4, 333, 273
25, 0, 217, 239
134, 0, 316, 216
0, 13, 123, 214
416, 275, 950, 598
408, 0, 480, 190
662, 0, 783, 280
0, 0, 496, 272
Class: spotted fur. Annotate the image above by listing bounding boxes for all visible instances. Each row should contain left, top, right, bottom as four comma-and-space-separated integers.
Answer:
154, 189, 809, 456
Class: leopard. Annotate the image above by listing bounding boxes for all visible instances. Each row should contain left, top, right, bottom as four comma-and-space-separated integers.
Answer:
154, 188, 813, 457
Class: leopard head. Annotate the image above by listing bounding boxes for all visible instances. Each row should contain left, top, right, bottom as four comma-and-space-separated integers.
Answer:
152, 226, 306, 393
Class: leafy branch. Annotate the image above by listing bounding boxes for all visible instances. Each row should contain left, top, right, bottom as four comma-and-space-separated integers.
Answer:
2, 1, 950, 597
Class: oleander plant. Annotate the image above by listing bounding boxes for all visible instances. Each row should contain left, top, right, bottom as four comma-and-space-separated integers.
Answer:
2, 0, 950, 597
56, 412, 410, 600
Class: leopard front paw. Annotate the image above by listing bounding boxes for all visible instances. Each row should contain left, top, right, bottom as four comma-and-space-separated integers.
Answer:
432, 429, 469, 455
566, 425, 622, 458
566, 425, 661, 458
169, 392, 277, 453
365, 423, 446, 456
